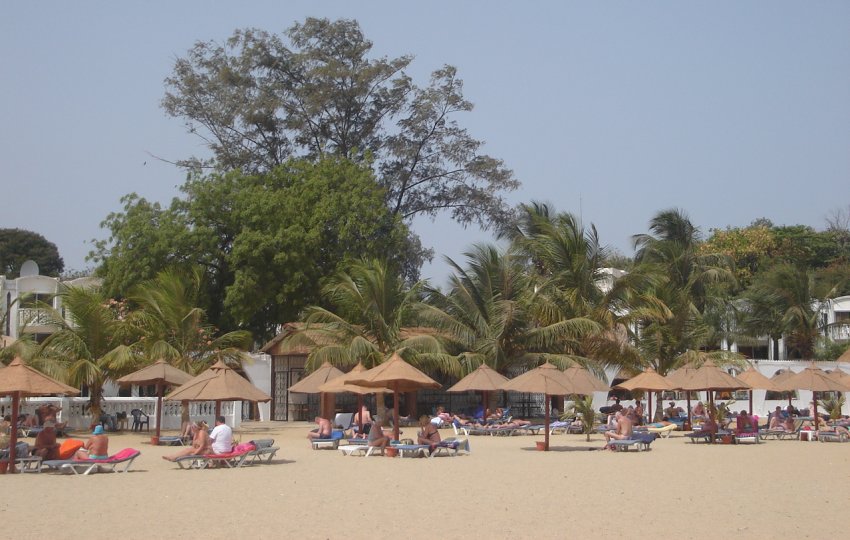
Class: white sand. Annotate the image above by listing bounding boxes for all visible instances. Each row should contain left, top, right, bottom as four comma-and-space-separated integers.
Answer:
3, 423, 849, 539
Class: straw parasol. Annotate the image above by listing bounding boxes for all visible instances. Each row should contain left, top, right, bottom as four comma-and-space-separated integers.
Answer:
774, 364, 850, 430
614, 367, 672, 422
501, 363, 572, 451
0, 357, 79, 474
676, 361, 749, 427
166, 360, 271, 419
736, 366, 779, 416
446, 364, 509, 422
771, 368, 798, 408
318, 362, 393, 433
665, 362, 698, 425
347, 353, 441, 441
116, 359, 193, 444
288, 362, 345, 420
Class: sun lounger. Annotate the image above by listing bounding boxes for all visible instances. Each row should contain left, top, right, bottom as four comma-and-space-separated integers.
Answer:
640, 424, 677, 438
390, 443, 430, 457
817, 430, 849, 443
244, 439, 279, 464
51, 448, 141, 475
173, 444, 256, 469
158, 436, 185, 446
311, 430, 345, 449
608, 439, 648, 452
430, 437, 470, 457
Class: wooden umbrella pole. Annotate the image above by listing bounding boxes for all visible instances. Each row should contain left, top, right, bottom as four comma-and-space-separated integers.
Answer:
748, 390, 753, 417
155, 383, 163, 443
686, 392, 692, 430
813, 392, 819, 431
215, 400, 221, 420
544, 394, 550, 451
393, 382, 400, 441
357, 394, 364, 434
648, 392, 653, 423
6, 392, 20, 474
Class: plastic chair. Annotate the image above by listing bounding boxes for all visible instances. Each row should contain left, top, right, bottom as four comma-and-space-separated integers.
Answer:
130, 409, 150, 432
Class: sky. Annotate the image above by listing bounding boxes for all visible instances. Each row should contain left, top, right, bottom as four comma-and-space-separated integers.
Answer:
2, 2, 848, 287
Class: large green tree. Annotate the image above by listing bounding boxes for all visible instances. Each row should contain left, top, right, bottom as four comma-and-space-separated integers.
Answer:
162, 17, 518, 230
92, 157, 412, 339
0, 228, 64, 278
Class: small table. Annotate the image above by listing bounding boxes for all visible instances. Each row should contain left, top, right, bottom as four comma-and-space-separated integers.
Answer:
15, 456, 43, 473
799, 430, 817, 442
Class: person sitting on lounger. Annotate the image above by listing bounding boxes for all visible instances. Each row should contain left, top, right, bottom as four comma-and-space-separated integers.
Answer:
737, 410, 757, 433
418, 415, 441, 450
39, 403, 67, 432
769, 406, 785, 429
633, 402, 645, 425
692, 401, 706, 420
163, 421, 211, 461
603, 412, 633, 446
354, 405, 372, 430
31, 420, 60, 460
431, 406, 452, 426
76, 424, 110, 459
209, 416, 233, 454
779, 416, 795, 433
664, 402, 684, 419
307, 416, 332, 441
368, 416, 390, 450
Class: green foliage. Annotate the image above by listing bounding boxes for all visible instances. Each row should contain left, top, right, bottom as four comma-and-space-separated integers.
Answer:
163, 18, 518, 230
820, 393, 845, 420
814, 339, 849, 361
565, 396, 597, 441
0, 228, 64, 277
92, 157, 412, 340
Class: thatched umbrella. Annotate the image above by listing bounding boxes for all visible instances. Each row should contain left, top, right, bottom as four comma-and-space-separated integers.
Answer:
318, 362, 393, 433
678, 361, 749, 427
771, 368, 798, 408
288, 362, 345, 420
116, 359, 193, 444
501, 363, 572, 451
774, 364, 850, 430
446, 364, 509, 421
166, 360, 271, 419
0, 357, 79, 474
614, 367, 672, 422
347, 353, 441, 441
736, 367, 779, 416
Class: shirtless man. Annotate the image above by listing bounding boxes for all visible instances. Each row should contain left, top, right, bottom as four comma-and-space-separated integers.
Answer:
76, 425, 109, 459
40, 404, 67, 431
307, 416, 332, 441
603, 412, 633, 446
769, 406, 785, 429
31, 420, 60, 460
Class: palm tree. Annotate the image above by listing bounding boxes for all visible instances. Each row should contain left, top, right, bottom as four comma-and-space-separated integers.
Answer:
34, 285, 138, 419
419, 243, 600, 375
739, 263, 845, 359
629, 209, 735, 417
283, 259, 454, 416
128, 268, 253, 426
128, 268, 252, 373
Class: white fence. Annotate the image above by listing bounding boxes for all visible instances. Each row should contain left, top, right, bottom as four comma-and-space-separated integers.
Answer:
0, 396, 242, 431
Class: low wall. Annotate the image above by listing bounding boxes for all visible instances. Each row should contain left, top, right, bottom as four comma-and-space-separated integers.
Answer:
0, 397, 243, 430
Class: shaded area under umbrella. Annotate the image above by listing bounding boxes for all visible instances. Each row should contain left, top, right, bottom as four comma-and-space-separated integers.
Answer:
446, 364, 509, 423
288, 362, 345, 420
614, 367, 672, 422
676, 361, 749, 427
0, 357, 79, 474
501, 363, 572, 451
736, 366, 779, 416
347, 353, 440, 441
775, 364, 850, 430
166, 360, 271, 420
665, 363, 698, 426
117, 359, 193, 444
318, 362, 393, 433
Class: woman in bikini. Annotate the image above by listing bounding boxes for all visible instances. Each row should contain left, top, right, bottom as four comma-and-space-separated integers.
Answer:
417, 415, 441, 450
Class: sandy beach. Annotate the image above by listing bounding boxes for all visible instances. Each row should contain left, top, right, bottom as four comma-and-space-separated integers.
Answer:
3, 422, 849, 540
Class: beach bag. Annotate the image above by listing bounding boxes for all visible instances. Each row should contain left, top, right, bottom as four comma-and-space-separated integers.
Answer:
58, 439, 85, 459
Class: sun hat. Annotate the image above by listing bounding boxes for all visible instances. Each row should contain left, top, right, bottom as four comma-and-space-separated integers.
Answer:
92, 425, 105, 435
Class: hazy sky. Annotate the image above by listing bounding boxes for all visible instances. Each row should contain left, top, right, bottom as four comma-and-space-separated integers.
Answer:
2, 2, 848, 286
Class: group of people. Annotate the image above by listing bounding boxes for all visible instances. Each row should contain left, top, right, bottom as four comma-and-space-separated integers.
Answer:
162, 416, 233, 461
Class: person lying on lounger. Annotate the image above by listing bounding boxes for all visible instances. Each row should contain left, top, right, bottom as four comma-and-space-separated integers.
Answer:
163, 421, 211, 461
603, 412, 633, 446
306, 417, 332, 441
